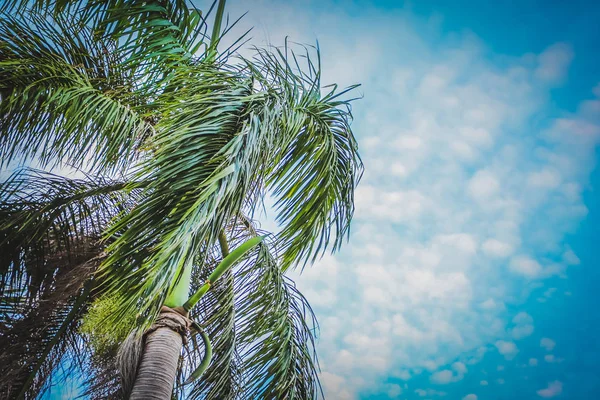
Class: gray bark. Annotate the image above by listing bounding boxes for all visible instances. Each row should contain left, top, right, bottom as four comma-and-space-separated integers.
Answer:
129, 307, 189, 400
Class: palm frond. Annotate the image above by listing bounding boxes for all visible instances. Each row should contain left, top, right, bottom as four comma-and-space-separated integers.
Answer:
95, 0, 208, 66
0, 168, 140, 398
0, 168, 140, 303
96, 42, 360, 385
0, 11, 152, 173
0, 257, 97, 399
178, 218, 320, 399
82, 349, 123, 400
186, 268, 243, 399
183, 220, 247, 399
218, 249, 319, 400
236, 238, 320, 399
97, 64, 263, 331
242, 43, 363, 269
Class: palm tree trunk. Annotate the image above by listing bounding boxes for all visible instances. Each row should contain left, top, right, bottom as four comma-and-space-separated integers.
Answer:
129, 307, 189, 400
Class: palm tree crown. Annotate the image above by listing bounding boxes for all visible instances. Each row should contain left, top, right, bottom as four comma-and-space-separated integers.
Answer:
0, 0, 363, 398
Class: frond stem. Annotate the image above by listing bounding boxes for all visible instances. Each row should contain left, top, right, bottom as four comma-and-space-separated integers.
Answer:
206, 0, 226, 62
218, 229, 230, 257
183, 235, 264, 311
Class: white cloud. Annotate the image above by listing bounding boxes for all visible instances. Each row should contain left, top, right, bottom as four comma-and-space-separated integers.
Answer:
511, 312, 535, 339
511, 312, 531, 325
480, 380, 488, 386
541, 338, 556, 351
482, 239, 514, 258
468, 170, 500, 200
563, 249, 581, 265
395, 135, 423, 150
528, 168, 562, 188
537, 381, 563, 398
463, 395, 478, 400
390, 162, 409, 177
535, 43, 573, 84
415, 388, 447, 397
355, 185, 429, 223
320, 372, 353, 400
387, 384, 403, 398
480, 298, 505, 311
496, 340, 519, 359
509, 256, 543, 278
452, 361, 468, 375
393, 370, 412, 381
431, 370, 453, 385
435, 233, 478, 254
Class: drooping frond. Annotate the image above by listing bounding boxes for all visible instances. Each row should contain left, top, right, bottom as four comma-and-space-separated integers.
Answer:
0, 11, 153, 173
94, 0, 208, 68
0, 255, 96, 399
186, 266, 244, 399
0, 168, 140, 398
0, 169, 140, 304
82, 348, 123, 400
237, 240, 321, 399
182, 219, 248, 399
97, 65, 254, 330
98, 40, 362, 323
178, 218, 319, 399
242, 43, 363, 270
0, 178, 136, 398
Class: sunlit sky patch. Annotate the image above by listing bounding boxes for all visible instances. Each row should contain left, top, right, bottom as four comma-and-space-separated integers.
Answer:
45, 0, 600, 399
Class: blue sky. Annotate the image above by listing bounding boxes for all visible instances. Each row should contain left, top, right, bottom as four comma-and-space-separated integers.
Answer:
44, 1, 600, 399
226, 1, 600, 399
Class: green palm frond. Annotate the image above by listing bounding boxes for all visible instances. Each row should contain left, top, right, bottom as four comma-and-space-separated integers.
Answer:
95, 0, 207, 65
0, 11, 152, 173
188, 267, 243, 399
98, 43, 361, 324
236, 241, 321, 399
183, 219, 249, 399
98, 66, 253, 329
179, 219, 319, 399
243, 44, 363, 270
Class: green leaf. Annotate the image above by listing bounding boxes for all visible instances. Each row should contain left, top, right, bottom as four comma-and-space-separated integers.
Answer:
0, 13, 152, 173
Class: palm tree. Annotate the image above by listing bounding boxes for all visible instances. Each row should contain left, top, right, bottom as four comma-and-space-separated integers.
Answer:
0, 0, 362, 398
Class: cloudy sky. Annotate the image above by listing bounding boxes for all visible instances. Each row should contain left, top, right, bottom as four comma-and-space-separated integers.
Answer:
224, 0, 600, 399
41, 1, 600, 399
